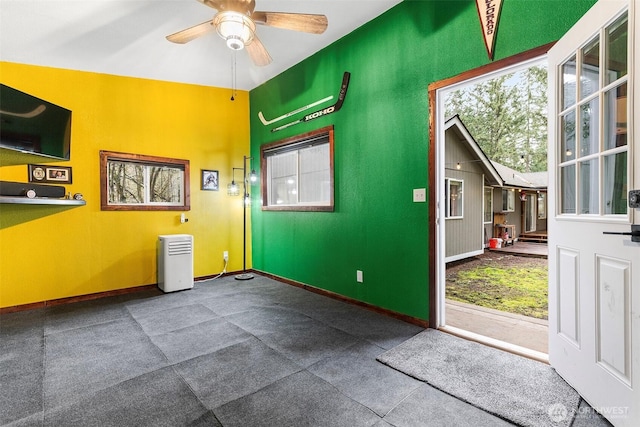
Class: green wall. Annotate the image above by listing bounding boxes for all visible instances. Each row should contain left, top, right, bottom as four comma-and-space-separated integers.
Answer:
248, 0, 596, 320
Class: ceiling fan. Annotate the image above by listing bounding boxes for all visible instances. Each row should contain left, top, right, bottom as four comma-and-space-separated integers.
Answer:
166, 0, 328, 66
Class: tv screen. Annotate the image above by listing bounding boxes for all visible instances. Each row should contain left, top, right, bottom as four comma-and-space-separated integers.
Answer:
0, 84, 71, 161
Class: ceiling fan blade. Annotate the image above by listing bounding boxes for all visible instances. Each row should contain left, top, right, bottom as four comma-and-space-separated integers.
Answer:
196, 0, 225, 11
252, 12, 328, 34
166, 20, 215, 44
246, 34, 272, 66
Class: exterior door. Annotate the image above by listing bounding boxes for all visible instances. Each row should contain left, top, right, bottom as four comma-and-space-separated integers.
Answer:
548, 1, 639, 425
526, 193, 536, 233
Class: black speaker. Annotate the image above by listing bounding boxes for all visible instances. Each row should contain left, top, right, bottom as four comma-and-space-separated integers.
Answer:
0, 180, 65, 198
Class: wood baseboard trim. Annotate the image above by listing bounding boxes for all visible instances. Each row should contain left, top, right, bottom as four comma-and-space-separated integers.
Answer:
1, 270, 428, 330
0, 284, 160, 315
2, 270, 241, 314
254, 270, 429, 329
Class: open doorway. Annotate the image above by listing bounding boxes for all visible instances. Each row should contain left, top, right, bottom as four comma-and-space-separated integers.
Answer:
430, 47, 551, 361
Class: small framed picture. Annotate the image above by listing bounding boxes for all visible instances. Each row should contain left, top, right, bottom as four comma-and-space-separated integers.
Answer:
201, 169, 219, 191
28, 164, 72, 184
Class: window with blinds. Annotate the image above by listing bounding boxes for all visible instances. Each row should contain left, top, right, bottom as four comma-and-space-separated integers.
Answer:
260, 126, 334, 211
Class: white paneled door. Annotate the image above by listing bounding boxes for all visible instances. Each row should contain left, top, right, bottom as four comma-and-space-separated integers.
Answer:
548, 1, 639, 425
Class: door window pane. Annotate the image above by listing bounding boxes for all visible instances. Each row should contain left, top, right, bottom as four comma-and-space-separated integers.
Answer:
603, 151, 627, 215
561, 164, 576, 214
580, 38, 599, 100
579, 159, 599, 214
562, 56, 577, 110
604, 82, 627, 150
579, 96, 599, 157
605, 14, 628, 85
561, 111, 576, 161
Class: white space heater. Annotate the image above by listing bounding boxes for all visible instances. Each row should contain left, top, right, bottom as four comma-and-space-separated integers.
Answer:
157, 234, 194, 293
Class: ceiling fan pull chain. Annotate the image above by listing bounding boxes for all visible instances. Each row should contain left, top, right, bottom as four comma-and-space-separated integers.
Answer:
230, 51, 237, 101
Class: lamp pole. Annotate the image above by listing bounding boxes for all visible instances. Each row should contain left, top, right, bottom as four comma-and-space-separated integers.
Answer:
235, 155, 255, 281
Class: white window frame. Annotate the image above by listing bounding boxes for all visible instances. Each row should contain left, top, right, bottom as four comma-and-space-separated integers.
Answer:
483, 186, 494, 223
537, 192, 547, 219
445, 178, 464, 219
502, 188, 516, 212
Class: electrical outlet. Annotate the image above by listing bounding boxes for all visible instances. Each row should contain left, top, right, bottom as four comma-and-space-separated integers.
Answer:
223, 251, 229, 262
356, 270, 363, 283
413, 188, 426, 203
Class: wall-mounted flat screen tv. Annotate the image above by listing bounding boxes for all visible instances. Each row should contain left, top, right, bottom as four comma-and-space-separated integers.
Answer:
0, 84, 71, 161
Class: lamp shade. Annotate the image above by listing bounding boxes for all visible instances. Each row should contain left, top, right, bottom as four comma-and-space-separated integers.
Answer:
227, 181, 240, 196
214, 11, 255, 51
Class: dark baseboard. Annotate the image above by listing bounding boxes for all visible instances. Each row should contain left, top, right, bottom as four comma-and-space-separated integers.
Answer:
0, 284, 160, 315
1, 269, 430, 329
254, 270, 429, 329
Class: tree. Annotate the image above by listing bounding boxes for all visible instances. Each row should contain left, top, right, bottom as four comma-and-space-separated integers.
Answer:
445, 65, 548, 172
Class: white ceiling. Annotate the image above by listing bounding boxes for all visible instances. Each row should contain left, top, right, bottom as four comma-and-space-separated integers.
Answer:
0, 0, 402, 91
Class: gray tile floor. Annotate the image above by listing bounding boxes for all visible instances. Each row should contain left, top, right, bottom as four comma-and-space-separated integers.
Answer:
0, 275, 611, 426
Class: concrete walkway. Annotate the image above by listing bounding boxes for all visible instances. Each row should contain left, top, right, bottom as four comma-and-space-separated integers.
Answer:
445, 299, 548, 354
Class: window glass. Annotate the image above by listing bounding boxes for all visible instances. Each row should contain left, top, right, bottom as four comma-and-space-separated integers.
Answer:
562, 56, 576, 110
561, 164, 576, 214
556, 11, 628, 219
100, 151, 189, 211
580, 38, 600, 101
579, 159, 599, 214
605, 14, 628, 85
561, 111, 576, 162
537, 193, 547, 219
483, 187, 493, 223
603, 151, 627, 215
604, 82, 627, 150
261, 126, 334, 211
446, 179, 463, 218
579, 96, 599, 157
502, 189, 515, 212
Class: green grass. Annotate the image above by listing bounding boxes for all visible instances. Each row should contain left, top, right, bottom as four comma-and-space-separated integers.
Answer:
446, 265, 548, 319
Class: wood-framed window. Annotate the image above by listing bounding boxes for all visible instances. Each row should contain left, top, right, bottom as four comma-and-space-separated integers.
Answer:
445, 178, 463, 219
100, 150, 190, 211
260, 126, 334, 212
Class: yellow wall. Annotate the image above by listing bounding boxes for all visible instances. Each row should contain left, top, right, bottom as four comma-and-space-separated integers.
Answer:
0, 62, 251, 308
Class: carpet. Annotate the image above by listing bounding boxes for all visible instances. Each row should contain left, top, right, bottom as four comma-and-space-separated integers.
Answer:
376, 329, 580, 427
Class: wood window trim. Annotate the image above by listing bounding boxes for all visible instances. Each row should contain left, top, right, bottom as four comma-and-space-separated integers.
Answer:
260, 126, 335, 212
99, 150, 190, 211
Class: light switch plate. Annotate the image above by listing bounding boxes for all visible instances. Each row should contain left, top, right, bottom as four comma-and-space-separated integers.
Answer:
413, 188, 426, 203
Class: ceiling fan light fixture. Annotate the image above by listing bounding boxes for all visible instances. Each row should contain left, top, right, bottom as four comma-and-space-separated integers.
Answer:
214, 11, 255, 51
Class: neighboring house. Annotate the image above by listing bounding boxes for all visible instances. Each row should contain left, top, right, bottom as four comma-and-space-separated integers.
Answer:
444, 116, 502, 262
444, 116, 548, 262
490, 161, 548, 243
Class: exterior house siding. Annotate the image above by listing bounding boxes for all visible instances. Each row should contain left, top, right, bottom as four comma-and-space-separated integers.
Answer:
445, 129, 485, 261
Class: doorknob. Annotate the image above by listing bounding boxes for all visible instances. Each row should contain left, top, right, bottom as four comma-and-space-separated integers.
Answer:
603, 225, 640, 243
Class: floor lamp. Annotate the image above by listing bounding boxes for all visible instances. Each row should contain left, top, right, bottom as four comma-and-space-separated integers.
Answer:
229, 155, 257, 280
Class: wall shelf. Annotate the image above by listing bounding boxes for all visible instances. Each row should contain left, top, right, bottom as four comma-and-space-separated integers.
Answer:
0, 196, 86, 206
